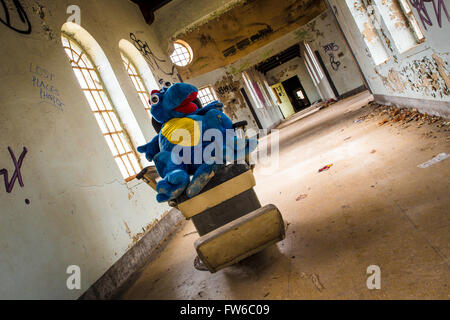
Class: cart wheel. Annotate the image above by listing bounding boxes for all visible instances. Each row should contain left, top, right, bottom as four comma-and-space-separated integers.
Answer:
194, 256, 209, 271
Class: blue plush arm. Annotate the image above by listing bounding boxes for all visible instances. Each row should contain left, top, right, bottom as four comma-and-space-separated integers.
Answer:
195, 101, 224, 115
137, 135, 160, 162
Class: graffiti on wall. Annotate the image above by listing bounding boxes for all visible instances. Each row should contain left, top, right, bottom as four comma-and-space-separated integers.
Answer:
214, 74, 245, 120
1, 146, 27, 193
222, 25, 274, 58
129, 32, 175, 76
30, 63, 64, 110
217, 83, 238, 95
410, 0, 450, 30
0, 0, 31, 34
323, 42, 341, 71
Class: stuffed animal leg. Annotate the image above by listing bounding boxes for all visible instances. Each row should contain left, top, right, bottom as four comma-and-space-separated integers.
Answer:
153, 151, 190, 202
185, 163, 218, 198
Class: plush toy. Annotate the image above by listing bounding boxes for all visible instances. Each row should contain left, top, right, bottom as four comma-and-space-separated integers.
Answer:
137, 82, 257, 203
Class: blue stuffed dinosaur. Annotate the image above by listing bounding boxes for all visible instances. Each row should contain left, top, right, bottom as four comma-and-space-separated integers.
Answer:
137, 82, 257, 203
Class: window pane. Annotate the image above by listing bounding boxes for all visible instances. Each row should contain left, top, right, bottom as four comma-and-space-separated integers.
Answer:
94, 113, 108, 133
121, 155, 134, 175
99, 91, 113, 110
62, 34, 142, 181
120, 133, 132, 152
104, 135, 118, 156
108, 112, 122, 130
83, 91, 98, 111
115, 158, 129, 178
130, 155, 141, 172
101, 112, 115, 132
73, 68, 88, 89
112, 133, 126, 154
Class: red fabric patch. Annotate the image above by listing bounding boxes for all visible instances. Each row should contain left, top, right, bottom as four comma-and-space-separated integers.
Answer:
174, 91, 198, 114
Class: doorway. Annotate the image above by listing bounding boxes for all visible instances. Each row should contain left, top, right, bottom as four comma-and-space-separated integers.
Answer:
270, 83, 295, 119
281, 76, 311, 112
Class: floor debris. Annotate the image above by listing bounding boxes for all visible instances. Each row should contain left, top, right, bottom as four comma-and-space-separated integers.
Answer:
310, 274, 325, 292
418, 153, 450, 168
363, 103, 449, 130
318, 164, 333, 172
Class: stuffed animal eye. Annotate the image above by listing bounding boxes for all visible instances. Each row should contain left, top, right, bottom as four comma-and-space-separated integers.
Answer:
163, 81, 172, 88
150, 94, 159, 105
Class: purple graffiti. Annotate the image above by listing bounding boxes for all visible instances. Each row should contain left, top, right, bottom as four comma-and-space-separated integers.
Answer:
410, 0, 450, 30
0, 146, 27, 193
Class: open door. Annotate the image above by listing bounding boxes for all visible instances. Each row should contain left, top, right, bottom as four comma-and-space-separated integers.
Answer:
270, 83, 295, 119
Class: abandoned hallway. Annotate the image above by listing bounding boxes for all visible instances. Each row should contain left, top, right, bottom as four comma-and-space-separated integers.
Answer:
1, 0, 449, 300
121, 91, 450, 299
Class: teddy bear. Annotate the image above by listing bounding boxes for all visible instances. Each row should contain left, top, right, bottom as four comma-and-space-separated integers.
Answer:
137, 82, 257, 203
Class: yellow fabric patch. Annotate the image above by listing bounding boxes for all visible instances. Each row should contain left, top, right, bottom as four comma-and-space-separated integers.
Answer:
161, 117, 201, 147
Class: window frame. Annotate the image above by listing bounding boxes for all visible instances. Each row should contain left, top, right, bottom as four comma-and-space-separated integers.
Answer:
397, 0, 425, 44
170, 40, 194, 67
121, 53, 153, 119
62, 34, 142, 182
197, 85, 218, 106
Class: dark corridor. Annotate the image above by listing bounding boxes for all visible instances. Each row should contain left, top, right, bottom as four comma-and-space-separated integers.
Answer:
281, 76, 310, 113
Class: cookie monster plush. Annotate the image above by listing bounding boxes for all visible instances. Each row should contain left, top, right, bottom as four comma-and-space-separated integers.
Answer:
137, 82, 257, 203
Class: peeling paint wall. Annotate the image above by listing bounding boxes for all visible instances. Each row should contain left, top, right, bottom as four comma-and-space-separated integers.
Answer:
169, 0, 328, 80
330, 0, 450, 116
0, 0, 176, 299
186, 8, 365, 129
297, 10, 365, 96
150, 0, 242, 53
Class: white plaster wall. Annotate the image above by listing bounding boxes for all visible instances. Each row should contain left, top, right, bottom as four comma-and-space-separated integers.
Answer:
301, 10, 365, 96
329, 0, 450, 116
0, 0, 176, 299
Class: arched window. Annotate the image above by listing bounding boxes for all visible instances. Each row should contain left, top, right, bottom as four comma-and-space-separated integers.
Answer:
119, 39, 159, 121
121, 54, 152, 118
61, 33, 142, 182
170, 40, 193, 66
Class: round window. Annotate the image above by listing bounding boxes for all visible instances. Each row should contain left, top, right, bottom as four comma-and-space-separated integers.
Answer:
170, 40, 193, 66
